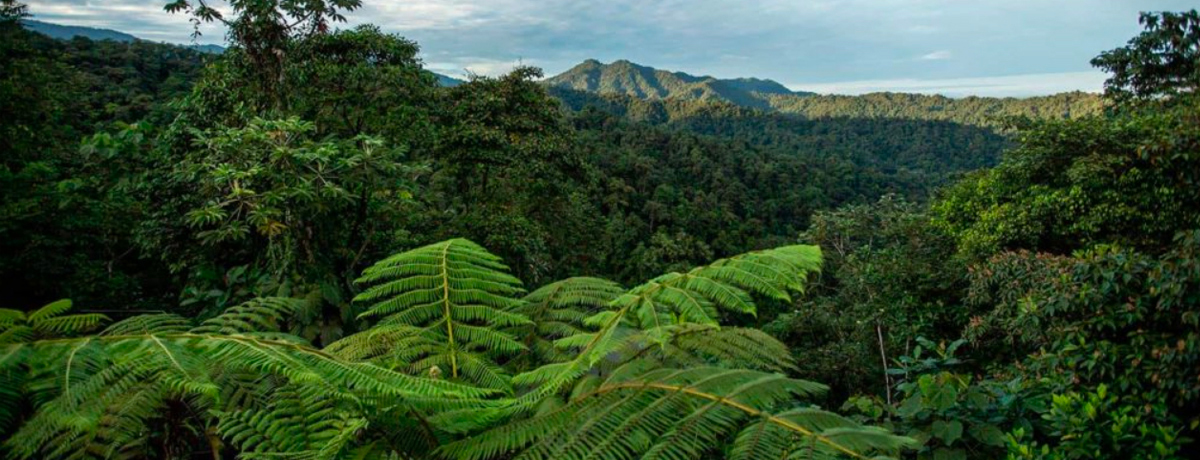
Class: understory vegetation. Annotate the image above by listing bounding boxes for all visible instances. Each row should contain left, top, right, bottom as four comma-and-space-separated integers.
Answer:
2, 0, 1198, 458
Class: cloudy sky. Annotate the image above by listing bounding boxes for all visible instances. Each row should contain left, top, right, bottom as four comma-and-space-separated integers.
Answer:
24, 0, 1196, 97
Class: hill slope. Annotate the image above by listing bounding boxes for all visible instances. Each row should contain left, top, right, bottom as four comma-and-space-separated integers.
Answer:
22, 19, 224, 54
544, 59, 811, 109
22, 19, 137, 42
23, 20, 470, 84
546, 60, 1106, 127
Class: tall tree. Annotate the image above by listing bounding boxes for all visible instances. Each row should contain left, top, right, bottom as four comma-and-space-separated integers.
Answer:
1092, 10, 1200, 103
164, 0, 363, 106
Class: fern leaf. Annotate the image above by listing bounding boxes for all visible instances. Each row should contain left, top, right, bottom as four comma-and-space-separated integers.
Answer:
33, 314, 109, 335
441, 367, 910, 460
192, 297, 304, 334
510, 245, 822, 411
101, 313, 193, 335
27, 299, 72, 323
355, 238, 530, 389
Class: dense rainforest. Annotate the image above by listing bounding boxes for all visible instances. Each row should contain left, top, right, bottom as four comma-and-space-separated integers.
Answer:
1, 0, 1198, 459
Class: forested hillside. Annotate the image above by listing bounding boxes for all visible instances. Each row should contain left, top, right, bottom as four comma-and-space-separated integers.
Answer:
2, 0, 1198, 459
545, 59, 1106, 127
544, 59, 810, 109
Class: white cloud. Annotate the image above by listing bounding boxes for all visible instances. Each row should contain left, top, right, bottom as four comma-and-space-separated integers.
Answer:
427, 57, 535, 78
22, 0, 1197, 96
789, 71, 1107, 97
920, 50, 952, 60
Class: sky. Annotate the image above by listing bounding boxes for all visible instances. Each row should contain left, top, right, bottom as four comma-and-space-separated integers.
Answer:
23, 0, 1197, 97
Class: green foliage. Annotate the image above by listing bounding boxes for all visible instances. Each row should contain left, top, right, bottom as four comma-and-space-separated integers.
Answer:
513, 277, 625, 366
0, 18, 206, 311
421, 66, 582, 282
164, 0, 363, 105
844, 339, 1037, 460
7, 3, 1200, 460
965, 235, 1200, 455
766, 196, 965, 401
1091, 10, 1200, 104
934, 97, 1200, 261
546, 59, 1105, 127
507, 244, 822, 411
442, 367, 913, 460
176, 118, 410, 271
352, 238, 529, 389
1, 294, 491, 459
0, 299, 108, 344
2, 239, 918, 459
1007, 384, 1188, 460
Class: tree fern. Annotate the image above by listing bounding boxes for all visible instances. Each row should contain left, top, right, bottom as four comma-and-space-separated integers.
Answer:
607, 323, 798, 373
0, 299, 109, 344
214, 383, 368, 460
511, 245, 821, 403
440, 367, 913, 460
353, 238, 531, 390
512, 277, 624, 366
2, 241, 915, 459
1, 297, 493, 459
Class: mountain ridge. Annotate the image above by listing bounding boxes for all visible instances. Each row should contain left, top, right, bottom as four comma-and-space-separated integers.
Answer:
22, 19, 224, 54
543, 59, 812, 109
544, 59, 1106, 126
21, 20, 469, 85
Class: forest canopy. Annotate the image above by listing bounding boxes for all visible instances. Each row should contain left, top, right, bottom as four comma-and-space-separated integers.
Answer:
2, 1, 1199, 459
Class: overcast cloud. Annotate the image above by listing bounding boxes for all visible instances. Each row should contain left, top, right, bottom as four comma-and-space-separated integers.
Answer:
23, 0, 1197, 97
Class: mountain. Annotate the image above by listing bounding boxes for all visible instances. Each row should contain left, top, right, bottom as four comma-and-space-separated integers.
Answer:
546, 59, 1106, 127
434, 73, 466, 87
186, 44, 226, 54
543, 59, 812, 109
24, 20, 469, 86
22, 19, 225, 53
22, 19, 138, 42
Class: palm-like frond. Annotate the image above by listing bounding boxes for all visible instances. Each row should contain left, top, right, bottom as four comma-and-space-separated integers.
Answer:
511, 245, 821, 403
192, 297, 305, 334
440, 367, 912, 460
1, 289, 496, 460
0, 300, 109, 344
354, 238, 531, 390
215, 383, 368, 460
610, 324, 798, 373
513, 277, 624, 366
3, 240, 913, 460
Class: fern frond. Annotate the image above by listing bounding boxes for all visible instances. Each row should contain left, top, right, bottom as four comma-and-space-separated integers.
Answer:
0, 308, 27, 327
608, 324, 798, 373
355, 238, 530, 389
2, 331, 497, 459
101, 313, 193, 335
33, 314, 109, 335
27, 299, 73, 323
441, 367, 910, 460
510, 245, 822, 411
1, 299, 109, 343
513, 277, 625, 365
192, 297, 304, 334
216, 383, 367, 460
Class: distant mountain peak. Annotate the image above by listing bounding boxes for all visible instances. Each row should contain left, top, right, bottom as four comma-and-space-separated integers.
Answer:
22, 19, 225, 54
544, 59, 810, 109
21, 19, 138, 43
